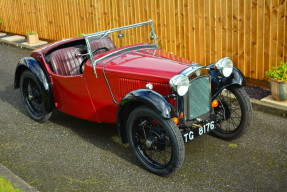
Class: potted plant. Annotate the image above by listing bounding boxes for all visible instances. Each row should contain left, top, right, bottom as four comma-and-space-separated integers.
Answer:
26, 31, 39, 44
265, 61, 287, 101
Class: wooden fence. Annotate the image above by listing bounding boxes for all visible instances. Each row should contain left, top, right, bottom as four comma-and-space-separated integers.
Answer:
0, 0, 287, 82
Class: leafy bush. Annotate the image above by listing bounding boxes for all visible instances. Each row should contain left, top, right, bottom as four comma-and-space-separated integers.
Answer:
265, 61, 287, 82
26, 31, 38, 35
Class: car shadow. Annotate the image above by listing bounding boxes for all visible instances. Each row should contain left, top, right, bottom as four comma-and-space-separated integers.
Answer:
49, 110, 140, 167
0, 84, 27, 114
0, 83, 140, 168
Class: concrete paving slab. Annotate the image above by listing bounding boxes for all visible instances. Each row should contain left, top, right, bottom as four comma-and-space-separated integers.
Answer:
251, 98, 287, 118
261, 95, 287, 107
0, 32, 7, 37
21, 40, 48, 47
1, 35, 25, 42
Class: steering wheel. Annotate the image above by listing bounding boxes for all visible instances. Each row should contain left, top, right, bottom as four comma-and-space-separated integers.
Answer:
79, 47, 110, 74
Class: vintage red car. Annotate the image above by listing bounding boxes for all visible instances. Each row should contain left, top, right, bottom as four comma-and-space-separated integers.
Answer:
14, 20, 252, 176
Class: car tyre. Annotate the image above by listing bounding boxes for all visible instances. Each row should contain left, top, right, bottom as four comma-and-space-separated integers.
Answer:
20, 70, 52, 122
211, 86, 253, 140
127, 106, 185, 176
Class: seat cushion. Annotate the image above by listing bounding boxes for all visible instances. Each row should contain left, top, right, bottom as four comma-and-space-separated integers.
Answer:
50, 47, 83, 76
89, 36, 116, 52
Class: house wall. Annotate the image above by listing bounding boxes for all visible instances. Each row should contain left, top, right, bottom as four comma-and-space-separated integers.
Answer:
0, 0, 286, 81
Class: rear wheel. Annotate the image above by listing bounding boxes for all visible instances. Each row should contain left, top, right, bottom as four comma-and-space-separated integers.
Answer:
20, 70, 52, 122
211, 86, 252, 140
127, 106, 185, 176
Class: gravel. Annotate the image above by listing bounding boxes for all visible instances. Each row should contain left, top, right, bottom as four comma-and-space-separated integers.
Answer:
244, 85, 271, 100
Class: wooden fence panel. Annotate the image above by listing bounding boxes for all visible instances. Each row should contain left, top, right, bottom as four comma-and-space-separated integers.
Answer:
0, 0, 286, 81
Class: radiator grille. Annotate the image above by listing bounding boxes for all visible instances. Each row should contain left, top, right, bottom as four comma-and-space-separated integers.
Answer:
186, 76, 211, 120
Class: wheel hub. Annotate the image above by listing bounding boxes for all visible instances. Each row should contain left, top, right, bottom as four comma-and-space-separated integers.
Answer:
28, 94, 33, 100
145, 139, 153, 148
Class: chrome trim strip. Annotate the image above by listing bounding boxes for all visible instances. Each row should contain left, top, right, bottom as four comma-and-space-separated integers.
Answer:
180, 65, 205, 76
102, 65, 119, 104
150, 21, 158, 47
84, 37, 97, 77
84, 20, 153, 39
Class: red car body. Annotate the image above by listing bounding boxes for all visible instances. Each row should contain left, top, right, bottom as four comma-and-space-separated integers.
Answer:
29, 38, 189, 123
14, 21, 252, 176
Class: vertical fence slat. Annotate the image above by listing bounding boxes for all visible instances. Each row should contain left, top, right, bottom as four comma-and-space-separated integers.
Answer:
277, 0, 285, 63
270, 0, 279, 76
264, 0, 271, 80
238, 0, 245, 73
251, 0, 258, 79
257, 0, 264, 80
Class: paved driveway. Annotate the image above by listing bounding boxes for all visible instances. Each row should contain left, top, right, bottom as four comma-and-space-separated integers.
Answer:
0, 44, 286, 192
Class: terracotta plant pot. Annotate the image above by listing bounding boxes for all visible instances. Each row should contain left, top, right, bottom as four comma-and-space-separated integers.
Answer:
270, 79, 287, 101
27, 33, 39, 44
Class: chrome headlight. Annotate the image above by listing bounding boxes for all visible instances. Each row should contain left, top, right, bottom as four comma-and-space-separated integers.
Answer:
169, 75, 189, 96
215, 57, 233, 77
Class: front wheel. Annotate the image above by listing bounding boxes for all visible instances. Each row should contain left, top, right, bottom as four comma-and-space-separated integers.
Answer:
127, 106, 185, 176
211, 86, 253, 140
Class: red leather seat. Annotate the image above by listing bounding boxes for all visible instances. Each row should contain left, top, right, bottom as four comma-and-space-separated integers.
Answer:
89, 36, 116, 52
50, 37, 116, 76
50, 47, 83, 76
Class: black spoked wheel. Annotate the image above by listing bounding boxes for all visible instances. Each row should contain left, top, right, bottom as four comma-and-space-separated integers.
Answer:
20, 70, 52, 122
211, 86, 252, 140
127, 106, 184, 176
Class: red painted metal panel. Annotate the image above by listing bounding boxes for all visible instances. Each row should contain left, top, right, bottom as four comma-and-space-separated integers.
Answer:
50, 73, 99, 122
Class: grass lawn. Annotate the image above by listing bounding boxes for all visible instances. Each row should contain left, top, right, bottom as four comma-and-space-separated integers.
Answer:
0, 176, 23, 192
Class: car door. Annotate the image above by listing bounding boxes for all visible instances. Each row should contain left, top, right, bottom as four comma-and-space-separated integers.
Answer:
51, 73, 100, 122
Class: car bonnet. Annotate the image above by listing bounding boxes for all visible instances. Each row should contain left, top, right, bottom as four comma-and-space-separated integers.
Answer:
102, 48, 192, 80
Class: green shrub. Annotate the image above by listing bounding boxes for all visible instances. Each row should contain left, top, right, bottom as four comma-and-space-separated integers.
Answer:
265, 61, 287, 82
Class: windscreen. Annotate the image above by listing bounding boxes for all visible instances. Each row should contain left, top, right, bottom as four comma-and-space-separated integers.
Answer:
83, 20, 158, 77
84, 20, 157, 56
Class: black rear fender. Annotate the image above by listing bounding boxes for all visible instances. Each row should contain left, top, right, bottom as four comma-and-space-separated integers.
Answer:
116, 89, 176, 144
14, 57, 54, 112
14, 57, 50, 91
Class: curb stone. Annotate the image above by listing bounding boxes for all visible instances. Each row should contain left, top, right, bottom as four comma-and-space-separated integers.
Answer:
250, 98, 287, 118
0, 164, 38, 192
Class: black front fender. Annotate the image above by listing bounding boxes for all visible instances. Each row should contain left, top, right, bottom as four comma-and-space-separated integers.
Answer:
14, 57, 50, 91
208, 64, 246, 99
119, 89, 176, 119
116, 89, 176, 144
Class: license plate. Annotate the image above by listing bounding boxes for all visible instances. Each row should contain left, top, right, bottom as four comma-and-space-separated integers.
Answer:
182, 121, 215, 143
